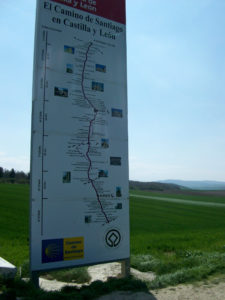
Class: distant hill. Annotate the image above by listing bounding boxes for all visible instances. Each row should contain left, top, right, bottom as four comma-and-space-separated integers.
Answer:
129, 180, 187, 192
158, 180, 225, 190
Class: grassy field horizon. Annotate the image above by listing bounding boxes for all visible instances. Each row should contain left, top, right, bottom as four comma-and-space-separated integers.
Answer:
130, 189, 225, 204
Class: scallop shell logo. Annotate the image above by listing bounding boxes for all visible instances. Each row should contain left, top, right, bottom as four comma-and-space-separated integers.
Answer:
45, 243, 61, 259
42, 239, 64, 263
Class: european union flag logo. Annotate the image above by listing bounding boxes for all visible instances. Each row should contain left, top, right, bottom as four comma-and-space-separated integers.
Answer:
42, 239, 63, 263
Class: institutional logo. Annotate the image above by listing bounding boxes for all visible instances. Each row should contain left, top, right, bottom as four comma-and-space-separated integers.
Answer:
105, 229, 121, 248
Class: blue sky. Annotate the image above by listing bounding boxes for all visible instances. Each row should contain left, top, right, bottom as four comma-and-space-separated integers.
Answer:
1, 0, 225, 181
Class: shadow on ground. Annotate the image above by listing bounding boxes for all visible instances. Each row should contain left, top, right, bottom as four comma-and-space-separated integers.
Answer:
0, 276, 158, 300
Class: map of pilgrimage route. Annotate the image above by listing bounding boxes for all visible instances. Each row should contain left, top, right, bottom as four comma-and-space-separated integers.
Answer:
30, 0, 129, 271
81, 41, 110, 224
64, 37, 125, 225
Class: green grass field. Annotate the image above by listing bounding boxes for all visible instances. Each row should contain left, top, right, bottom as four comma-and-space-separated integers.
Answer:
130, 190, 225, 254
1, 183, 225, 287
130, 189, 225, 286
130, 189, 225, 203
0, 184, 29, 266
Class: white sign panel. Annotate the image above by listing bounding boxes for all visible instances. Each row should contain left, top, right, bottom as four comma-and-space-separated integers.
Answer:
30, 0, 129, 271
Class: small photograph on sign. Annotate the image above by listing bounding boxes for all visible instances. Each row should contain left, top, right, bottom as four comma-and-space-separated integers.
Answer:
66, 63, 73, 74
85, 215, 92, 223
92, 81, 104, 92
42, 239, 63, 263
115, 203, 122, 209
101, 138, 109, 149
96, 64, 106, 73
116, 187, 122, 197
110, 157, 121, 166
64, 45, 75, 54
62, 171, 71, 183
98, 170, 108, 178
54, 87, 68, 97
112, 108, 123, 118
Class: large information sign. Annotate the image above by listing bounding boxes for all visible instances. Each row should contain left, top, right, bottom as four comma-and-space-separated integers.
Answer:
30, 0, 129, 271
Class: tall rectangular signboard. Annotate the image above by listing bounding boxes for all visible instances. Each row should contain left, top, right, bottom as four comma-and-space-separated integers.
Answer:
30, 0, 129, 271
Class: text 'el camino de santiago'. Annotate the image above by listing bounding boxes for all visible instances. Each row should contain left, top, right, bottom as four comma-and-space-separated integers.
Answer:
43, 0, 124, 39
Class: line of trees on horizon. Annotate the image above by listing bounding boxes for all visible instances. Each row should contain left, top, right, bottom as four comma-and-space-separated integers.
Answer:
0, 167, 30, 184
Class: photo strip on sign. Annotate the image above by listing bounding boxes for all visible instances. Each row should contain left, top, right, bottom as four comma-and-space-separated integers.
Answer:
30, 0, 129, 271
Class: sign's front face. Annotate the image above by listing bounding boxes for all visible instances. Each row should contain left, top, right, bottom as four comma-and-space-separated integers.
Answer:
30, 0, 129, 271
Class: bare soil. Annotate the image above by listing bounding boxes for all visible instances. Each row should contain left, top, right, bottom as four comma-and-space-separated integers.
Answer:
96, 280, 225, 300
39, 262, 225, 300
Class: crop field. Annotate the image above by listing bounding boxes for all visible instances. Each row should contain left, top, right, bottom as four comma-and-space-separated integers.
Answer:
1, 184, 225, 285
0, 184, 29, 266
130, 189, 225, 254
130, 189, 225, 285
130, 189, 225, 204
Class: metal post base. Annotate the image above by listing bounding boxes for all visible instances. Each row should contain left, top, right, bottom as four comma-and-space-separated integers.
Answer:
121, 258, 130, 278
31, 271, 40, 288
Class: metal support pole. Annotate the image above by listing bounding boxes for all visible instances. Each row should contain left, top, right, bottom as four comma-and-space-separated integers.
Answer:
121, 258, 130, 278
31, 271, 40, 288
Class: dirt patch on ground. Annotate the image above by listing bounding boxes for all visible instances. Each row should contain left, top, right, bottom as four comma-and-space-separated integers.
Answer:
96, 280, 225, 300
39, 263, 225, 300
39, 262, 155, 291
151, 280, 225, 300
